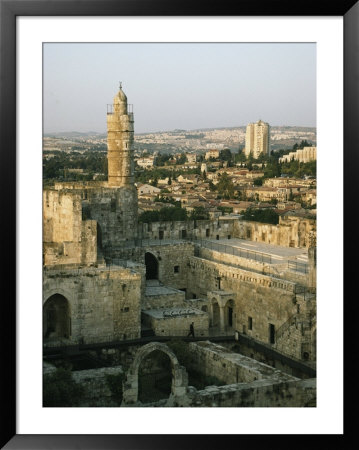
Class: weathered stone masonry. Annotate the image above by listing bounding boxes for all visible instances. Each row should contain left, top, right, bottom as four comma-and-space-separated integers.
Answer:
43, 265, 142, 343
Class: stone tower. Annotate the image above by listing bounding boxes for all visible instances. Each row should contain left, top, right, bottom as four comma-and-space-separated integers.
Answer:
107, 84, 135, 187
106, 84, 138, 242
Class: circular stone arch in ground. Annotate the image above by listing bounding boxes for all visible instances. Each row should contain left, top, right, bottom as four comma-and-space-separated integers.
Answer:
122, 342, 188, 405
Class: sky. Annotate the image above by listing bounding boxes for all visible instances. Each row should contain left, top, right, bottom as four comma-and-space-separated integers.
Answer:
43, 43, 316, 134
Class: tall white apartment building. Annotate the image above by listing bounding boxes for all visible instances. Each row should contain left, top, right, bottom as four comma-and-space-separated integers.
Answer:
245, 120, 270, 158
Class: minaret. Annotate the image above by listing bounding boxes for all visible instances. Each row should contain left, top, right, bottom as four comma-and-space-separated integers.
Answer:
107, 83, 134, 187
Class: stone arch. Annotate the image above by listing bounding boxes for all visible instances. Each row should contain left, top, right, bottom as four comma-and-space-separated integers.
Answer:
43, 293, 71, 340
122, 342, 188, 405
145, 252, 159, 280
43, 287, 74, 307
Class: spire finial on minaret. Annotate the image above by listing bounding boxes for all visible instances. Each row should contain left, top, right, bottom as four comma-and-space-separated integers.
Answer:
119, 81, 122, 90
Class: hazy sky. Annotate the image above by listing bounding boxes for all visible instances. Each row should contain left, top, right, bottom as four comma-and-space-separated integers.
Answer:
43, 43, 316, 134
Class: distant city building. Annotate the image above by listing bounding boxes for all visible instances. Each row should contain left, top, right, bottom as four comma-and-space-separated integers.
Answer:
136, 157, 155, 168
245, 120, 270, 158
137, 183, 161, 195
186, 153, 197, 164
279, 147, 317, 164
205, 149, 220, 160
206, 143, 225, 149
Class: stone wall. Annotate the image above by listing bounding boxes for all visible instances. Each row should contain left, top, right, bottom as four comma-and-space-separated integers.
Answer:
198, 246, 285, 277
187, 256, 300, 347
233, 216, 316, 249
43, 265, 142, 344
121, 341, 316, 407
82, 185, 138, 252
223, 341, 315, 379
185, 377, 316, 407
43, 189, 98, 266
138, 217, 237, 241
142, 308, 209, 337
198, 246, 312, 286
72, 366, 124, 407
43, 184, 139, 266
111, 242, 194, 293
143, 286, 186, 310
187, 341, 297, 385
177, 342, 316, 407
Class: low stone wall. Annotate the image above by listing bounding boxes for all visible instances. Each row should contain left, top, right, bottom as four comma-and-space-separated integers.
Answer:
186, 378, 316, 407
199, 246, 279, 275
222, 340, 316, 379
43, 363, 124, 407
72, 366, 124, 407
142, 308, 209, 337
143, 286, 186, 310
282, 269, 308, 285
187, 341, 297, 385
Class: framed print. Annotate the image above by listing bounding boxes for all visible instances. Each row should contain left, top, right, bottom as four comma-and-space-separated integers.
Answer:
1, 0, 356, 448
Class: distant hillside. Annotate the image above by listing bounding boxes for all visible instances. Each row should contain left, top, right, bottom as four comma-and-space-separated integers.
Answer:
44, 131, 104, 138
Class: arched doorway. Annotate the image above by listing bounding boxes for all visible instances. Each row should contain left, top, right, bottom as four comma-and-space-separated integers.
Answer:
122, 342, 188, 405
138, 349, 172, 403
145, 252, 158, 280
43, 294, 71, 339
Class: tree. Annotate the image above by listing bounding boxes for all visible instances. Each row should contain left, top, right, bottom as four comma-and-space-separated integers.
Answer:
208, 181, 217, 192
247, 152, 255, 170
217, 172, 235, 199
176, 153, 187, 165
263, 155, 281, 178
219, 149, 233, 163
154, 153, 171, 167
235, 149, 247, 164
218, 206, 233, 215
189, 206, 209, 220
242, 207, 279, 225
138, 206, 187, 223
253, 177, 263, 186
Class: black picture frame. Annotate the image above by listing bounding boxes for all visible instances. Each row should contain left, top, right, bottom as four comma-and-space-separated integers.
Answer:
1, 0, 356, 448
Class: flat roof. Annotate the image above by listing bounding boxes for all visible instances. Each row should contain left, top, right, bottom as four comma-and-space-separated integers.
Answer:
143, 307, 205, 319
